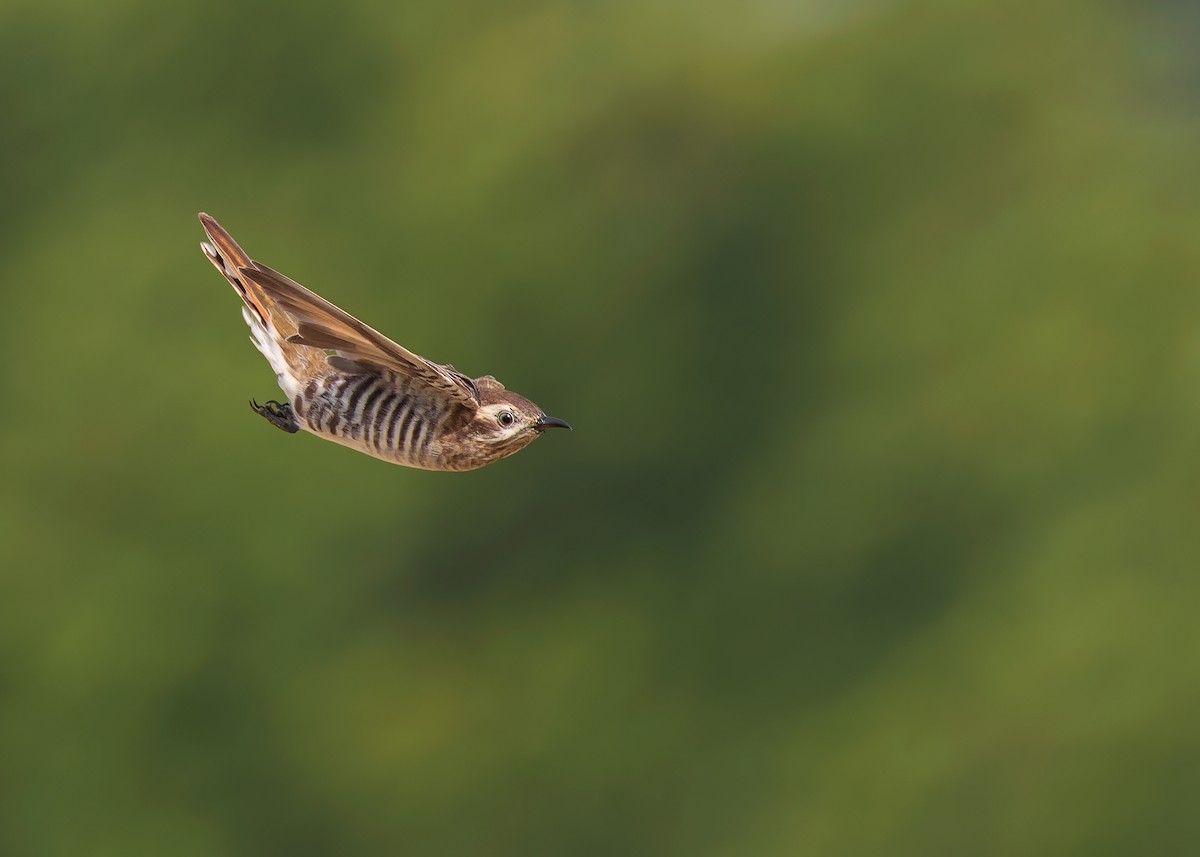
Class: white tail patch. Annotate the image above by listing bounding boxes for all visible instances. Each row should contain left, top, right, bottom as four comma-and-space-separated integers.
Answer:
241, 306, 301, 401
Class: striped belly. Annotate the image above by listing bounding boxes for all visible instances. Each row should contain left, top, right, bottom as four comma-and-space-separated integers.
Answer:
296, 372, 447, 468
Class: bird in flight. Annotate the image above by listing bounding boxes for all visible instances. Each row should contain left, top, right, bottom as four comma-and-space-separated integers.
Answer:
198, 213, 570, 471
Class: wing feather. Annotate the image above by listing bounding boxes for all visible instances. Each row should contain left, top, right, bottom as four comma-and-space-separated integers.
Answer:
238, 264, 481, 407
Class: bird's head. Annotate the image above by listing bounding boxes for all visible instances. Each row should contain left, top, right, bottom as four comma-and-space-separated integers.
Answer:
460, 376, 570, 464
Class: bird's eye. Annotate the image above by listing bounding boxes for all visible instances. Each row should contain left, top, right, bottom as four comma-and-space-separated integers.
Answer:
498, 411, 515, 427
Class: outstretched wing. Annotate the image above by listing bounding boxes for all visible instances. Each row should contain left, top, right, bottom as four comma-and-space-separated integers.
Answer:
238, 264, 482, 408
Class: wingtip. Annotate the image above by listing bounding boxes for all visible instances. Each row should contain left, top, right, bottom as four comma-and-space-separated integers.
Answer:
198, 212, 225, 236
198, 214, 249, 266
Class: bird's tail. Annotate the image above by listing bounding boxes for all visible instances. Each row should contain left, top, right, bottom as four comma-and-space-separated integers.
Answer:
199, 212, 318, 401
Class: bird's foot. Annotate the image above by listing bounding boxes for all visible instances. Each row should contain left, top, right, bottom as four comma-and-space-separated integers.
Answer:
250, 399, 300, 433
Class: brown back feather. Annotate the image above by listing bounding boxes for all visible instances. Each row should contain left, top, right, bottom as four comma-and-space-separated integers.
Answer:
237, 264, 482, 408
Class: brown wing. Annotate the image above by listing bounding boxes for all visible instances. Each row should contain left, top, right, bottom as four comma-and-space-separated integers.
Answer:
238, 264, 482, 408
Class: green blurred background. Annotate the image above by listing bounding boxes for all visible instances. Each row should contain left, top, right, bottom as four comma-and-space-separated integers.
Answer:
3, 0, 1200, 853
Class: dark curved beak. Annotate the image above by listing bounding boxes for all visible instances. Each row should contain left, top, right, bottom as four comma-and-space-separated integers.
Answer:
537, 415, 572, 431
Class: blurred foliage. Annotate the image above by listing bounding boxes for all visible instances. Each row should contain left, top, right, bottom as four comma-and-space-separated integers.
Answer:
2, 0, 1200, 853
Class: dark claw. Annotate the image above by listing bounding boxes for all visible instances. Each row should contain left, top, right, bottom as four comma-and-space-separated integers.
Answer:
250, 398, 301, 433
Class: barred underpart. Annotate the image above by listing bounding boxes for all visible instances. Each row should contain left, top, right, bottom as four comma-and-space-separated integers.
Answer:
296, 371, 455, 467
